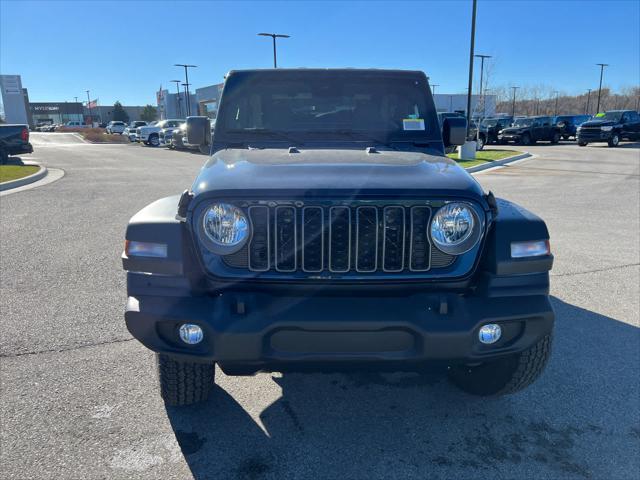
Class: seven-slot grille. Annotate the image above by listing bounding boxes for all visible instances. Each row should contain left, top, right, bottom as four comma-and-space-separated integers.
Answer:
222, 202, 456, 275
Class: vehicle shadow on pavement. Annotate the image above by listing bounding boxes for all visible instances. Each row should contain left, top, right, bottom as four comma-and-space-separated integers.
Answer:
587, 141, 640, 149
164, 296, 639, 480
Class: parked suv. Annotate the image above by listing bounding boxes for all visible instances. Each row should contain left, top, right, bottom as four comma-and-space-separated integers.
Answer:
553, 115, 591, 140
498, 116, 560, 145
106, 121, 127, 134
138, 119, 184, 146
124, 121, 147, 142
577, 110, 640, 147
122, 69, 555, 406
481, 116, 513, 144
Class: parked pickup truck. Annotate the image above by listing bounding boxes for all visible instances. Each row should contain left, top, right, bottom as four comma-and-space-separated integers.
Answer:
0, 124, 34, 163
577, 110, 640, 147
122, 69, 554, 407
498, 116, 560, 145
139, 119, 184, 146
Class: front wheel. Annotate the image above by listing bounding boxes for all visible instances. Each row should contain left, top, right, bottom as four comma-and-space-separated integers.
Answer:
607, 134, 620, 147
157, 354, 215, 406
149, 134, 160, 147
578, 141, 588, 147
448, 334, 552, 396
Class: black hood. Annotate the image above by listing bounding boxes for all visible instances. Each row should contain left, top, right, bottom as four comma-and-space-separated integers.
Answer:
191, 148, 486, 201
580, 119, 617, 128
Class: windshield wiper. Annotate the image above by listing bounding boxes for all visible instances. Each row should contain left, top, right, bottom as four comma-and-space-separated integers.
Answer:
225, 129, 305, 146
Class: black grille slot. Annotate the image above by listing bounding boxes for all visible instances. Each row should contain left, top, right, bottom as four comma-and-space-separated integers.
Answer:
248, 206, 270, 271
382, 206, 405, 272
329, 207, 351, 272
410, 206, 431, 271
356, 206, 378, 272
302, 207, 324, 272
275, 206, 297, 271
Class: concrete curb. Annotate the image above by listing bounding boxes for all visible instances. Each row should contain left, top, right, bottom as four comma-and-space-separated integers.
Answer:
0, 161, 48, 192
465, 152, 532, 173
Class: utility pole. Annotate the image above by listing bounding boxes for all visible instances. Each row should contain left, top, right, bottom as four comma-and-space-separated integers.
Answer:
174, 64, 197, 116
585, 89, 592, 115
86, 90, 92, 126
595, 63, 608, 114
171, 80, 182, 118
474, 54, 492, 120
258, 33, 290, 68
510, 86, 519, 117
182, 83, 191, 115
465, 0, 478, 132
553, 91, 559, 116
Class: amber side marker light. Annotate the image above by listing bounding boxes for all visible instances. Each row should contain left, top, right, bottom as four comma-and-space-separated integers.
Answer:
124, 240, 168, 258
510, 240, 550, 258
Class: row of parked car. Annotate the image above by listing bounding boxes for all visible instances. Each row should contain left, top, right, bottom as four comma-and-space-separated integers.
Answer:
120, 118, 215, 153
438, 110, 640, 150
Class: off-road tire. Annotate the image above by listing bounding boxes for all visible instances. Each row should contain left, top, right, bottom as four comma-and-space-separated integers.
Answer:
607, 134, 619, 147
149, 134, 160, 147
448, 334, 552, 396
157, 354, 215, 406
578, 141, 588, 146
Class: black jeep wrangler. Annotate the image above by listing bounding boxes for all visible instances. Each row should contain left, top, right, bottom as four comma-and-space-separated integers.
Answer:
577, 110, 640, 147
498, 116, 561, 145
122, 69, 554, 406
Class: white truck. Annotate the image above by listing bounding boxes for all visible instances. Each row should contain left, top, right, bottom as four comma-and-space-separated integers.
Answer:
138, 119, 183, 146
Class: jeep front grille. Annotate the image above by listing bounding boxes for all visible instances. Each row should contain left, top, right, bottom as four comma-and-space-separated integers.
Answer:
220, 201, 457, 277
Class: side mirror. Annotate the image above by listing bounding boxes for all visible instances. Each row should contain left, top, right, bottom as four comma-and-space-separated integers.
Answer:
186, 116, 211, 149
442, 116, 467, 147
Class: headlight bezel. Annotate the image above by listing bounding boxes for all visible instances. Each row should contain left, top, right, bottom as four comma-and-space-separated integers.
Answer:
197, 202, 251, 255
601, 125, 613, 132
430, 201, 482, 255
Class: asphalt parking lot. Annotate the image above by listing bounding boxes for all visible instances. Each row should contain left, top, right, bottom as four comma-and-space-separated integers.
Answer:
1, 133, 639, 479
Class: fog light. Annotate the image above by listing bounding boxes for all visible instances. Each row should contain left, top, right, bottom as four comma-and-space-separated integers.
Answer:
179, 324, 203, 345
479, 324, 502, 344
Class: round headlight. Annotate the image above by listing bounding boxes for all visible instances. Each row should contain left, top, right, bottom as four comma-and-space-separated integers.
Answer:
430, 202, 481, 255
201, 203, 249, 254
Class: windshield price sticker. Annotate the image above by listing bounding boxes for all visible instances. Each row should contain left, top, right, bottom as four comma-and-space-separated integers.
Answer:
403, 118, 425, 131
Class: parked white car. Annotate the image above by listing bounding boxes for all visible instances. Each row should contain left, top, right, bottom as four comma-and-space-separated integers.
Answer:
138, 119, 184, 146
64, 121, 90, 128
124, 121, 147, 142
106, 121, 127, 134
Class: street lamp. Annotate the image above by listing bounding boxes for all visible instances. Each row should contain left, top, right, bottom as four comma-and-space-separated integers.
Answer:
595, 63, 608, 114
258, 33, 290, 68
465, 0, 478, 131
171, 80, 182, 118
510, 86, 520, 117
182, 83, 191, 115
585, 89, 592, 114
474, 54, 492, 120
174, 64, 197, 116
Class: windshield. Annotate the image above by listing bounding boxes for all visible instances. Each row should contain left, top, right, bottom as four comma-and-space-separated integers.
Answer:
513, 118, 533, 127
597, 112, 623, 122
215, 71, 438, 146
482, 119, 499, 127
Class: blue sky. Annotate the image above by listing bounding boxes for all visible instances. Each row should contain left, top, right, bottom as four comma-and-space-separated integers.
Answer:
1, 0, 638, 106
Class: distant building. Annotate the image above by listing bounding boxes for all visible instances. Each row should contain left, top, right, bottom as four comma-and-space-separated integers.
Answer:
433, 93, 496, 117
195, 83, 224, 119
0, 75, 29, 124
85, 105, 147, 124
30, 102, 84, 126
157, 88, 198, 120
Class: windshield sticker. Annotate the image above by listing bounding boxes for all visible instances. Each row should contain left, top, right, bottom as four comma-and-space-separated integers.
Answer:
403, 118, 425, 131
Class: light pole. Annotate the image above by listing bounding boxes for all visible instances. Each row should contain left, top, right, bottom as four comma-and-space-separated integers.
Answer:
86, 90, 92, 126
553, 91, 559, 116
510, 86, 519, 117
171, 80, 182, 118
465, 0, 478, 132
258, 33, 290, 68
585, 89, 592, 114
475, 54, 492, 120
175, 64, 197, 116
182, 83, 191, 115
595, 63, 608, 114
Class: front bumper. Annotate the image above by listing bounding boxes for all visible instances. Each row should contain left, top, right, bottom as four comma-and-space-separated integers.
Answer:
498, 134, 521, 142
125, 290, 554, 371
577, 130, 610, 142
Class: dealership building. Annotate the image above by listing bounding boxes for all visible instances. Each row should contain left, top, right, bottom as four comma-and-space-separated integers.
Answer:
157, 83, 223, 120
